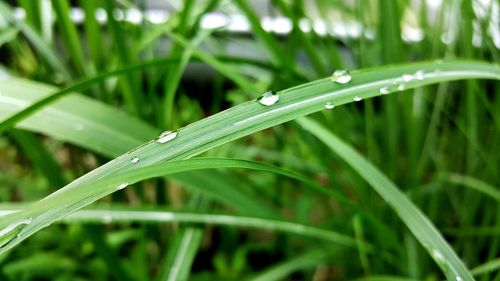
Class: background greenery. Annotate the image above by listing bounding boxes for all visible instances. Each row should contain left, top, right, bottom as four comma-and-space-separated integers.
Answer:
0, 0, 498, 280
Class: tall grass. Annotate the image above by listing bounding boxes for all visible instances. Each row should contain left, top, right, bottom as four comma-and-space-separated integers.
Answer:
0, 1, 498, 280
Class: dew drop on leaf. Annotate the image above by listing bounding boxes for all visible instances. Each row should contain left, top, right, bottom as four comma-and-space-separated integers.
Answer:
379, 87, 391, 94
402, 74, 414, 82
353, 96, 362, 101
324, 102, 335, 109
116, 183, 129, 190
73, 124, 84, 131
102, 215, 112, 224
415, 70, 425, 80
156, 131, 178, 144
257, 91, 279, 106
330, 70, 352, 84
130, 156, 140, 163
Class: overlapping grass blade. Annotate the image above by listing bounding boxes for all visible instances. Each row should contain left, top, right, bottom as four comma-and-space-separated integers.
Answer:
297, 117, 475, 281
444, 173, 500, 202
0, 62, 497, 275
0, 53, 275, 134
351, 276, 420, 281
0, 77, 158, 156
0, 59, 177, 135
0, 206, 359, 248
470, 258, 500, 276
248, 249, 330, 281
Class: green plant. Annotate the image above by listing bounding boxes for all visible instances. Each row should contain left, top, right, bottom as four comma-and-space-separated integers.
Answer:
0, 0, 498, 280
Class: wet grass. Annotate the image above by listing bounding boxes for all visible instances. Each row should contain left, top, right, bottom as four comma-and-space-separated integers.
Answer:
0, 0, 499, 280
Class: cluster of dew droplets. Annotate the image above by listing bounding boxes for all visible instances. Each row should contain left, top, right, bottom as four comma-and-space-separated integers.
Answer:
378, 70, 426, 96
116, 183, 129, 190
324, 69, 353, 109
257, 91, 280, 106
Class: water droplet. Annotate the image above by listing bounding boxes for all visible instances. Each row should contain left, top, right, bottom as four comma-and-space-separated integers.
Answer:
102, 215, 112, 224
156, 130, 178, 144
257, 91, 279, 106
430, 248, 448, 272
116, 183, 128, 190
0, 218, 32, 248
330, 70, 352, 84
73, 124, 84, 131
353, 96, 362, 101
431, 249, 445, 261
456, 276, 463, 281
379, 87, 391, 94
402, 74, 414, 82
415, 70, 425, 80
130, 156, 140, 163
397, 83, 406, 91
324, 102, 335, 109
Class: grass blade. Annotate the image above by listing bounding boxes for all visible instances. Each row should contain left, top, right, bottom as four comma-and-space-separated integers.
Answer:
0, 61, 497, 263
0, 206, 359, 248
470, 258, 500, 276
52, 0, 88, 76
444, 173, 500, 202
248, 249, 329, 281
0, 58, 178, 135
297, 117, 475, 281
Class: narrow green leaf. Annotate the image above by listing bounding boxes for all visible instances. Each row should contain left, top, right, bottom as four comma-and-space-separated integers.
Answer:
444, 173, 500, 202
248, 249, 329, 281
52, 0, 88, 76
0, 61, 497, 262
297, 117, 474, 281
351, 276, 421, 281
0, 207, 360, 248
470, 258, 500, 276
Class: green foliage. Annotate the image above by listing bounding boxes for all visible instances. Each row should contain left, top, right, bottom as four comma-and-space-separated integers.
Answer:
0, 0, 498, 281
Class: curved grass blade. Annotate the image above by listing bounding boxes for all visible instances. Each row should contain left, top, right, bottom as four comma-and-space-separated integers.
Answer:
0, 206, 360, 248
0, 54, 280, 134
160, 194, 206, 281
297, 117, 475, 281
0, 58, 178, 134
0, 157, 356, 232
0, 78, 288, 215
470, 258, 500, 276
443, 173, 500, 202
161, 226, 202, 281
0, 61, 498, 260
0, 78, 158, 156
248, 249, 330, 281
350, 277, 421, 281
